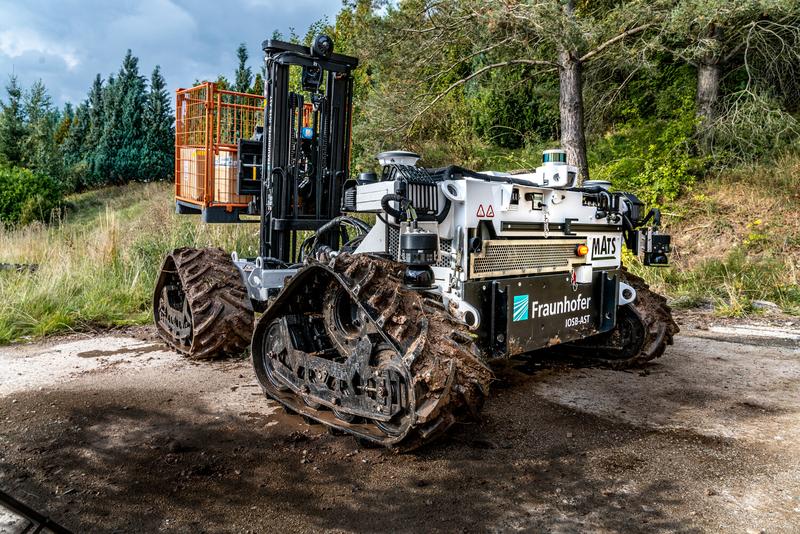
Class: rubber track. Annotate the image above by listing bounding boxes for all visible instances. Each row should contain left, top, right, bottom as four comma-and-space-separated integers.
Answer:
614, 269, 680, 366
335, 254, 493, 448
255, 254, 493, 450
584, 269, 680, 369
155, 247, 253, 360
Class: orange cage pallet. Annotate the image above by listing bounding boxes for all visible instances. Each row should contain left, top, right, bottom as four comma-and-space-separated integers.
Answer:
175, 83, 316, 221
174, 82, 263, 214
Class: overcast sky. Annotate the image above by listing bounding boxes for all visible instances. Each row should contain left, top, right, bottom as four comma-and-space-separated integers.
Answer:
0, 0, 343, 107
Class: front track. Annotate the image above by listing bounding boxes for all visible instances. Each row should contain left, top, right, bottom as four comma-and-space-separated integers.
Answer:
153, 247, 254, 359
251, 254, 493, 450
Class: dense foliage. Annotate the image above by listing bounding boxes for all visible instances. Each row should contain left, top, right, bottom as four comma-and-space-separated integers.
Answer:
327, 0, 800, 204
0, 51, 174, 224
2, 1, 799, 225
0, 166, 62, 225
68, 51, 175, 189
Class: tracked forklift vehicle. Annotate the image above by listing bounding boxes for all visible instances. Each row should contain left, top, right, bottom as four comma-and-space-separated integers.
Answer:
154, 35, 678, 449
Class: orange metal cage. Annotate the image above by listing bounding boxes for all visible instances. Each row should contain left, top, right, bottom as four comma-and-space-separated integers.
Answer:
175, 83, 318, 214
175, 83, 264, 210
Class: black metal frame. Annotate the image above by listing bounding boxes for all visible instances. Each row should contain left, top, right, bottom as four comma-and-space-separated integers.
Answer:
0, 489, 72, 534
243, 39, 358, 263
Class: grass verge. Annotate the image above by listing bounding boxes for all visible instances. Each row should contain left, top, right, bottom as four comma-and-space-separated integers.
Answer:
0, 183, 259, 344
1, 152, 797, 344
629, 152, 800, 316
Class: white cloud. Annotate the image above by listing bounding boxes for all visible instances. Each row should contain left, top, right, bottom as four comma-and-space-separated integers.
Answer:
0, 0, 342, 105
108, 0, 197, 41
0, 27, 80, 70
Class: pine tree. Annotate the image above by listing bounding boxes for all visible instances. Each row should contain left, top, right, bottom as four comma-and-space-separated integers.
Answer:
64, 102, 89, 163
86, 75, 104, 149
94, 74, 120, 184
235, 43, 253, 93
94, 50, 147, 184
54, 102, 73, 145
24, 80, 52, 125
251, 72, 264, 96
84, 74, 105, 184
23, 80, 63, 181
0, 75, 26, 166
62, 102, 90, 190
116, 50, 146, 182
215, 75, 231, 91
142, 66, 174, 181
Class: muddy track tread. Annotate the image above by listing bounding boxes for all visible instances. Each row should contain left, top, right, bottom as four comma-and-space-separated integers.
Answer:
559, 268, 678, 369
334, 255, 492, 449
155, 247, 253, 360
603, 269, 679, 369
255, 254, 492, 450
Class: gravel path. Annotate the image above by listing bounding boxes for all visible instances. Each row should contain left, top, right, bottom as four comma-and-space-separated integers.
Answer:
0, 317, 798, 533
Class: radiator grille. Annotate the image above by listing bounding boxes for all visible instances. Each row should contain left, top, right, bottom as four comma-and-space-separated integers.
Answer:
433, 239, 452, 267
469, 239, 585, 278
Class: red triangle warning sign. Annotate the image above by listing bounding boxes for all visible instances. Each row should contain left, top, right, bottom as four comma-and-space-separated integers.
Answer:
486, 205, 494, 217
476, 204, 485, 217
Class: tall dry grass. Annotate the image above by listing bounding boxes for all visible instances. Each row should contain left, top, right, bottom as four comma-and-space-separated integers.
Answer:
628, 151, 800, 316
0, 183, 259, 343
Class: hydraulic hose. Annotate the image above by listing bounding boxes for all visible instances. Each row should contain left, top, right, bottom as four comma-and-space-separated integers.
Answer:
301, 216, 372, 261
436, 197, 451, 224
381, 192, 451, 225
380, 193, 408, 221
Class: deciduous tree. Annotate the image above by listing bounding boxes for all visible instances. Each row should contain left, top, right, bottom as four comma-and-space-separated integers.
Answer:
376, 0, 658, 179
662, 0, 800, 156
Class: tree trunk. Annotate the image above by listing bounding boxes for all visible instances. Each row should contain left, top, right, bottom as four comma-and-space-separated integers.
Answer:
558, 49, 589, 182
696, 61, 720, 123
696, 25, 722, 127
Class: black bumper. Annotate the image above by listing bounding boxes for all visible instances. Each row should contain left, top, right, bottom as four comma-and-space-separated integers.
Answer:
464, 269, 620, 359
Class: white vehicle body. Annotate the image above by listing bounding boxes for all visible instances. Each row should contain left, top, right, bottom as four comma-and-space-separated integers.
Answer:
354, 156, 635, 336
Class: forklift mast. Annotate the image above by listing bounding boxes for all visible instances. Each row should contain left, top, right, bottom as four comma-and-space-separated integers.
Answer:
237, 36, 359, 264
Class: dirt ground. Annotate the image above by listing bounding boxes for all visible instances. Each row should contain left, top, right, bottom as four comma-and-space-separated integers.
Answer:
1, 313, 799, 533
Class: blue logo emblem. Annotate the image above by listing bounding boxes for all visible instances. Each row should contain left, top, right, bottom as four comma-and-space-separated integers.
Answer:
301, 127, 314, 139
513, 294, 529, 322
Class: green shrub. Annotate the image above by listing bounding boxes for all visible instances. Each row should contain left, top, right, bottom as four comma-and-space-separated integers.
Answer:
589, 105, 703, 206
0, 165, 63, 225
585, 62, 708, 206
628, 248, 800, 317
